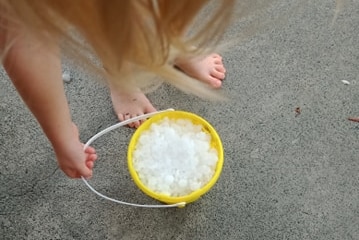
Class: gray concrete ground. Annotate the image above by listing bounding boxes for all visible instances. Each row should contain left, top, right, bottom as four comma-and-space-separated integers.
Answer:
1, 1, 359, 239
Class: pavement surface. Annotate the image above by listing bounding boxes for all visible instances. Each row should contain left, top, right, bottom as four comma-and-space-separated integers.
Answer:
1, 1, 359, 239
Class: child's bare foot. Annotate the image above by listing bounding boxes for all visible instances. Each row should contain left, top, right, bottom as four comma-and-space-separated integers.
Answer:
110, 88, 156, 128
174, 53, 226, 88
109, 53, 225, 128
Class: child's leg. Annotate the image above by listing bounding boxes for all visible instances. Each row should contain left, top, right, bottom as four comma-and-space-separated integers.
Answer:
109, 53, 226, 128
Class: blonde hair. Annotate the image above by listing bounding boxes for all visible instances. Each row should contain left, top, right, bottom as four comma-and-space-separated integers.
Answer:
0, 0, 234, 99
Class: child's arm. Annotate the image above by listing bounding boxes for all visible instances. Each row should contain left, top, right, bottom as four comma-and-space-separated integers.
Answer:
3, 30, 97, 178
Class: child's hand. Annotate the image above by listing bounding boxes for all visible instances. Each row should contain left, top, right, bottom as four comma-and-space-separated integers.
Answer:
55, 140, 97, 178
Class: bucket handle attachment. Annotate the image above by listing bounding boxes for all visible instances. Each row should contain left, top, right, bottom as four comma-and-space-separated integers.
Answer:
81, 108, 186, 208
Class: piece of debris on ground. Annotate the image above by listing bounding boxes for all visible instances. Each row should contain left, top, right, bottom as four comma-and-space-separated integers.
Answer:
295, 107, 301, 117
341, 80, 350, 85
62, 72, 71, 82
348, 117, 359, 123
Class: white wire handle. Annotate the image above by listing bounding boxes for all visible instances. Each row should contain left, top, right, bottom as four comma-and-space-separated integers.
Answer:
81, 108, 186, 208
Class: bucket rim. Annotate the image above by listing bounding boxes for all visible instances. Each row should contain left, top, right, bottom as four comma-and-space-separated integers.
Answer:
127, 110, 224, 204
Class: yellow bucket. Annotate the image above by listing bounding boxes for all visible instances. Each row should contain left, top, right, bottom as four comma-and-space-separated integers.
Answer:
127, 110, 224, 205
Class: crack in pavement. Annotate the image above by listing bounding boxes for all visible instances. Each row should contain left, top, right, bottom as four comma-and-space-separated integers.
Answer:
6, 167, 59, 198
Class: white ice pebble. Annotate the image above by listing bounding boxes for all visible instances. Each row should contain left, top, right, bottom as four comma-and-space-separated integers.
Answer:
62, 72, 71, 82
133, 117, 218, 197
341, 80, 350, 85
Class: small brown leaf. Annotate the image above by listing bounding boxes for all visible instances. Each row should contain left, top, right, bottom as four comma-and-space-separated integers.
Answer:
348, 117, 359, 123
